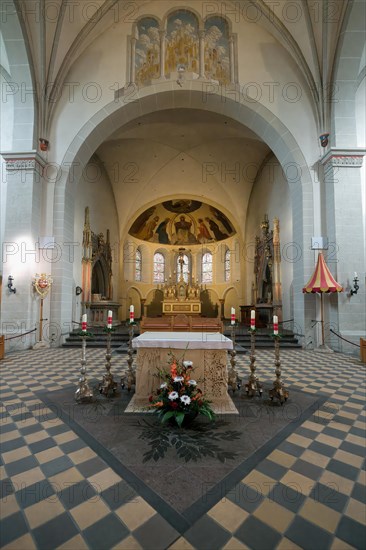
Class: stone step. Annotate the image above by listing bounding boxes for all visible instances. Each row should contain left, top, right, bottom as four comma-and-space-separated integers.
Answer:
63, 324, 302, 350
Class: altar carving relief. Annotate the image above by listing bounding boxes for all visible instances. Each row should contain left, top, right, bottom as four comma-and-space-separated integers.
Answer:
135, 349, 161, 398
203, 350, 228, 399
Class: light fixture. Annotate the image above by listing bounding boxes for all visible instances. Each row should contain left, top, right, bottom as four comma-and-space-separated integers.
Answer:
75, 286, 83, 296
350, 273, 359, 296
8, 275, 16, 293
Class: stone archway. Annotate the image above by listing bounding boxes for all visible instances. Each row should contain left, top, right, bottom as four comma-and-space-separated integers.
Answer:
51, 85, 315, 343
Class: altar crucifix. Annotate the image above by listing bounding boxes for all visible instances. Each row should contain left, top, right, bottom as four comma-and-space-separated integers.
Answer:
160, 248, 202, 315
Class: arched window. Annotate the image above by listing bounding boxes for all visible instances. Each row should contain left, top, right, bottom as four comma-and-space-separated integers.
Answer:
224, 249, 230, 282
135, 249, 142, 281
202, 252, 213, 283
177, 254, 190, 283
153, 252, 165, 283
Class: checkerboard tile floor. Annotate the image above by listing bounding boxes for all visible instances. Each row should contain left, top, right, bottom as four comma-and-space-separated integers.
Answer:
0, 348, 365, 549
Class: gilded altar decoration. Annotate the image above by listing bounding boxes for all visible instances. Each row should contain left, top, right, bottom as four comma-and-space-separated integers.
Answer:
33, 273, 53, 298
160, 248, 201, 315
149, 353, 215, 427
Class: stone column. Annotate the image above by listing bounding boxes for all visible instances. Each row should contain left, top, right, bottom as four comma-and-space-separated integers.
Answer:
219, 298, 225, 320
1, 152, 47, 350
229, 36, 235, 84
199, 30, 205, 79
141, 298, 146, 318
320, 148, 366, 351
159, 30, 166, 79
272, 217, 282, 307
130, 37, 137, 84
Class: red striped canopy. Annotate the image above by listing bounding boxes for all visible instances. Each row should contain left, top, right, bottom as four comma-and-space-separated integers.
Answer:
303, 253, 343, 293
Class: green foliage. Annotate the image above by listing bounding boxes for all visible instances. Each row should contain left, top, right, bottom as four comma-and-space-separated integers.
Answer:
138, 419, 241, 463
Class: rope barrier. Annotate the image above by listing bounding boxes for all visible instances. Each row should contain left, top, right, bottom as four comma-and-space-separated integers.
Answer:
330, 329, 360, 348
4, 328, 37, 341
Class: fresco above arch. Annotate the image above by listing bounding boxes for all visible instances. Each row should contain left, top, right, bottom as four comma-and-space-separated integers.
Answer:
129, 200, 235, 245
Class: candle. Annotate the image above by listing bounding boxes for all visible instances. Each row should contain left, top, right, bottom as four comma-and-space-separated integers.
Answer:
354, 272, 358, 279
250, 309, 255, 330
81, 313, 87, 332
129, 305, 134, 323
273, 315, 278, 335
107, 310, 112, 329
231, 307, 236, 325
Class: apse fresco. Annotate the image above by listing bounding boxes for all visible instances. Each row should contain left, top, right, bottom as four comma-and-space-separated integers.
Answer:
129, 201, 235, 245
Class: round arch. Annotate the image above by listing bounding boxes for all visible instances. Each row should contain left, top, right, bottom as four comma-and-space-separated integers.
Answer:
51, 84, 314, 340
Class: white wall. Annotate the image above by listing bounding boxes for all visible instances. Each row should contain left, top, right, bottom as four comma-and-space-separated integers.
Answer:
245, 156, 293, 322
73, 156, 119, 322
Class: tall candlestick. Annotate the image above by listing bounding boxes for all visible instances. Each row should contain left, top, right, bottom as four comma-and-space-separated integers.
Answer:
231, 307, 236, 325
107, 310, 113, 329
250, 309, 255, 330
82, 313, 87, 332
273, 315, 278, 335
129, 305, 134, 323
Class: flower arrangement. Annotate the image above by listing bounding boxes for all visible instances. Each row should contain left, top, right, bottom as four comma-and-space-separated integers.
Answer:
149, 354, 215, 428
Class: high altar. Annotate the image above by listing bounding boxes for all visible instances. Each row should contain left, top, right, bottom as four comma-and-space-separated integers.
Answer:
160, 248, 201, 315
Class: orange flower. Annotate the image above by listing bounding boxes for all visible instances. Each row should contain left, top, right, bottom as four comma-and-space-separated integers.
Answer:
152, 401, 163, 407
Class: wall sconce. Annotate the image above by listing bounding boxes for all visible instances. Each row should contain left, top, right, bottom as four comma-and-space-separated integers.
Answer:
350, 273, 359, 296
75, 286, 83, 296
8, 275, 16, 293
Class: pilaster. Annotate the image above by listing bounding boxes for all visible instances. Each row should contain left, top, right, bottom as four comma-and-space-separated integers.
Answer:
1, 152, 48, 350
320, 148, 366, 351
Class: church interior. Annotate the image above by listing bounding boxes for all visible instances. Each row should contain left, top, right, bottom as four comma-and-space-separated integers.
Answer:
0, 1, 365, 549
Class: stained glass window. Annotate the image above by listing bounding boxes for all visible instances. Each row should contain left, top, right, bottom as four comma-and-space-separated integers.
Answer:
202, 252, 213, 283
224, 249, 230, 282
135, 249, 142, 281
153, 252, 165, 283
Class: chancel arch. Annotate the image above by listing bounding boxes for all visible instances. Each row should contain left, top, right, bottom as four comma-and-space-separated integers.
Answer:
49, 85, 315, 341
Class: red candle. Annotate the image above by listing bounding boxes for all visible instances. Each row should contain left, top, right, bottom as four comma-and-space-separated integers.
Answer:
273, 315, 278, 335
107, 310, 112, 329
82, 314, 87, 332
231, 307, 235, 325
250, 310, 255, 330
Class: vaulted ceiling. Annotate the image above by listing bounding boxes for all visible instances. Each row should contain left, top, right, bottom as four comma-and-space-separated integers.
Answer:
12, 0, 351, 136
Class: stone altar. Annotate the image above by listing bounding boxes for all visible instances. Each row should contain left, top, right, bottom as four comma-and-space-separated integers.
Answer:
129, 331, 238, 414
